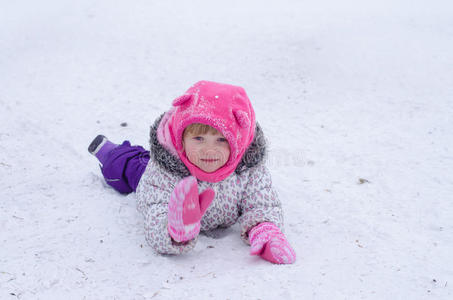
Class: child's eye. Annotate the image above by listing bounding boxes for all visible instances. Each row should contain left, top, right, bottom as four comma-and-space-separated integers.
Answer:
193, 136, 203, 141
218, 138, 228, 143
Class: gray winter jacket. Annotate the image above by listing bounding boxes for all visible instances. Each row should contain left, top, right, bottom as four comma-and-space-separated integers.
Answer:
136, 113, 283, 254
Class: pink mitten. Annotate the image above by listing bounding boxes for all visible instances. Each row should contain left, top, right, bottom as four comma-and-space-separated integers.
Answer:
167, 176, 215, 242
249, 222, 296, 264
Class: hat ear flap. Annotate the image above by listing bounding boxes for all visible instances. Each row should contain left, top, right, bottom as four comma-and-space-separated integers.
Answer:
233, 110, 250, 128
172, 94, 192, 106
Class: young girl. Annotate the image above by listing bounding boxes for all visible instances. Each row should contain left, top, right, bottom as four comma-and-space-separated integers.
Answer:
88, 81, 296, 264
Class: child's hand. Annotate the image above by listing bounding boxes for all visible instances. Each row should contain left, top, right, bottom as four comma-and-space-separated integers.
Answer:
167, 176, 215, 242
249, 222, 296, 264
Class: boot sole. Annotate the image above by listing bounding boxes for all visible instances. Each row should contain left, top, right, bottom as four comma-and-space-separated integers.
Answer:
88, 134, 107, 155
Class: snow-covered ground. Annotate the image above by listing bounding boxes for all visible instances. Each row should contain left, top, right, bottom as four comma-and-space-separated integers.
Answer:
1, 0, 453, 299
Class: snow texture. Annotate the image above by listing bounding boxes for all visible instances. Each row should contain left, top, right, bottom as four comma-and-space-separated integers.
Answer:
1, 0, 452, 299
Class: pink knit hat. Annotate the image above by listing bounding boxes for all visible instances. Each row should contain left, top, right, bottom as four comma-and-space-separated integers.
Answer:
157, 80, 256, 182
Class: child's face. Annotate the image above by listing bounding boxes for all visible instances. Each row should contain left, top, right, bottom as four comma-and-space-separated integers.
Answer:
182, 129, 231, 173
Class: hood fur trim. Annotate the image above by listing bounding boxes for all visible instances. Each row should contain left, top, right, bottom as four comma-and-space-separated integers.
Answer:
149, 113, 267, 179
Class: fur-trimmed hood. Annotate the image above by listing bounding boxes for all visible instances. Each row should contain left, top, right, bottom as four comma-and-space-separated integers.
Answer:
149, 113, 267, 180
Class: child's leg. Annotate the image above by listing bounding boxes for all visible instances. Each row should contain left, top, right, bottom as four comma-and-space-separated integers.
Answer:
90, 137, 150, 194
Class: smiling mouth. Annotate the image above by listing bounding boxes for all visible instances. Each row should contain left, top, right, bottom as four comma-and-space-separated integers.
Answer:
201, 159, 219, 163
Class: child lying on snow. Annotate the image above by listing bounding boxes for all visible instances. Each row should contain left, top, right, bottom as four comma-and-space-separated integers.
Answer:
88, 80, 296, 264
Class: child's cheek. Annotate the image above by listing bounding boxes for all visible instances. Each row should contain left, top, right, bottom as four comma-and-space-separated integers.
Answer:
186, 148, 200, 164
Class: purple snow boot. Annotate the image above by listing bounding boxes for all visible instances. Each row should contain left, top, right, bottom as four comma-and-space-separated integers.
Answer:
88, 135, 117, 165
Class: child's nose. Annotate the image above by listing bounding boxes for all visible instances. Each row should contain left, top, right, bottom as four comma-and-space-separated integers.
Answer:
203, 147, 220, 156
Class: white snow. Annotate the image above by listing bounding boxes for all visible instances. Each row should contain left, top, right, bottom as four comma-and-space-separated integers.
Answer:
1, 0, 453, 299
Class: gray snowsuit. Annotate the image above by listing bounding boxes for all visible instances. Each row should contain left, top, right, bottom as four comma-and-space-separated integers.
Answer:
136, 113, 283, 254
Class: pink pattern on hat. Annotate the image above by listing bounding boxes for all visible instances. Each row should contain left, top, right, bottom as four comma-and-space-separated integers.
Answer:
156, 107, 179, 157
157, 81, 256, 182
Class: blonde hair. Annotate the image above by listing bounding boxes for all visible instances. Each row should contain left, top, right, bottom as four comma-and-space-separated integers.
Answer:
183, 123, 220, 137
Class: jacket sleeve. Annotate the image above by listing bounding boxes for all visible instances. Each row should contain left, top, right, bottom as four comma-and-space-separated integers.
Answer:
238, 163, 284, 244
136, 162, 197, 255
